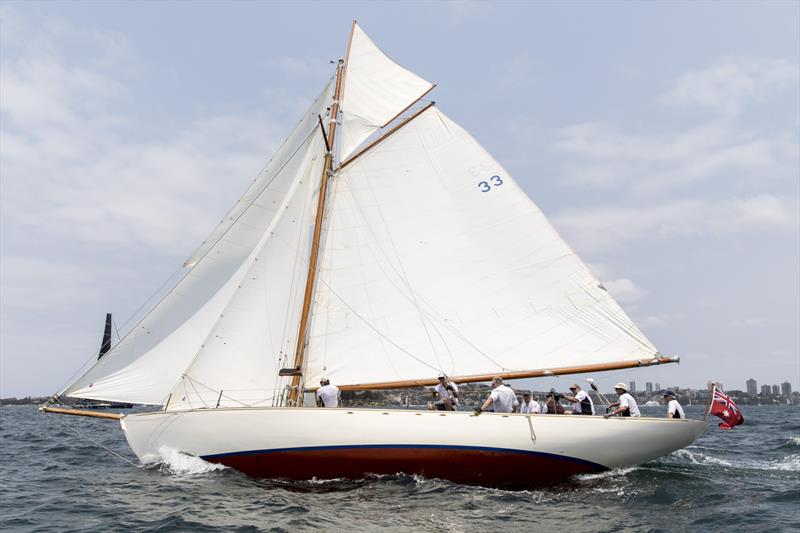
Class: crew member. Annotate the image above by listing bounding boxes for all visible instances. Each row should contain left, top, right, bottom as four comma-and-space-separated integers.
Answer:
316, 378, 340, 408
604, 382, 640, 418
434, 374, 459, 411
519, 391, 541, 414
475, 376, 519, 414
563, 384, 595, 415
664, 390, 684, 419
545, 390, 565, 414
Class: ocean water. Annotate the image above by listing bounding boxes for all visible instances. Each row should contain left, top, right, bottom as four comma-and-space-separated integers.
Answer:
1, 404, 798, 532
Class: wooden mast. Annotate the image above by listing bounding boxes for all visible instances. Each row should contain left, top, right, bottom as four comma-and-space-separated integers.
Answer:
287, 58, 346, 405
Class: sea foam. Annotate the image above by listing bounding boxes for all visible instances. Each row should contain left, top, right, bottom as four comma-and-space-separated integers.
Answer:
147, 447, 227, 475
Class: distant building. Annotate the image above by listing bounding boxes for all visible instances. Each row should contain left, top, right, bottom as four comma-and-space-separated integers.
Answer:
629, 381, 636, 393
781, 382, 792, 396
761, 385, 772, 396
646, 382, 653, 396
772, 384, 780, 396
746, 378, 757, 395
655, 382, 661, 392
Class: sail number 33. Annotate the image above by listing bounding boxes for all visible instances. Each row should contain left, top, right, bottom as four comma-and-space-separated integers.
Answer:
478, 175, 503, 192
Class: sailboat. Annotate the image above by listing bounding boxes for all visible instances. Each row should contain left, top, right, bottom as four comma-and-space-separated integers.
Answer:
43, 22, 706, 488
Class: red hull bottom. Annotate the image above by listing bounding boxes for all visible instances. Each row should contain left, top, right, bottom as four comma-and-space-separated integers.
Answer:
204, 445, 605, 488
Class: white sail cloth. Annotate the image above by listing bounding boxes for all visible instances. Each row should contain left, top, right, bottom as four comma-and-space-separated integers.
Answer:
62, 80, 334, 405
338, 23, 433, 162
304, 107, 658, 387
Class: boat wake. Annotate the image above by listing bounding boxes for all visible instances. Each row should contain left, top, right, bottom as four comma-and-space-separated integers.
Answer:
575, 467, 638, 482
144, 447, 227, 475
777, 436, 800, 449
669, 448, 734, 467
668, 448, 799, 472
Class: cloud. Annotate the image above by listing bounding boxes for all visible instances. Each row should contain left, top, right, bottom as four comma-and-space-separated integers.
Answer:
660, 57, 799, 117
553, 122, 798, 194
548, 56, 799, 196
552, 195, 798, 254
603, 278, 649, 304
730, 317, 768, 328
0, 13, 285, 256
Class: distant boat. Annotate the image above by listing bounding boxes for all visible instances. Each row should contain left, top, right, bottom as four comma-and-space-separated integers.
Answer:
644, 400, 660, 407
45, 21, 705, 487
67, 313, 132, 410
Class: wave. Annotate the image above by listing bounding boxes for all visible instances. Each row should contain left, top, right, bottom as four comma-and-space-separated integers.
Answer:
668, 448, 799, 472
575, 466, 637, 482
777, 436, 800, 448
669, 448, 733, 467
143, 447, 227, 475
757, 454, 800, 472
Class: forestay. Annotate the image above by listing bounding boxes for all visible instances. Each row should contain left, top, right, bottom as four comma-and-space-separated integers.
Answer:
61, 80, 334, 405
338, 23, 433, 162
305, 107, 658, 387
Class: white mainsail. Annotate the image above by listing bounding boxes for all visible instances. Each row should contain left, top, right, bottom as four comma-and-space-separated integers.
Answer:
61, 79, 334, 405
304, 107, 657, 387
338, 23, 433, 162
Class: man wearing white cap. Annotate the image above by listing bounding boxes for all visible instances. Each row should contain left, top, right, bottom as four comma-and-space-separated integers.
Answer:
604, 382, 640, 418
434, 374, 459, 411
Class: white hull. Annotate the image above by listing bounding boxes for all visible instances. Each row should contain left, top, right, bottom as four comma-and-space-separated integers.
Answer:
121, 407, 706, 487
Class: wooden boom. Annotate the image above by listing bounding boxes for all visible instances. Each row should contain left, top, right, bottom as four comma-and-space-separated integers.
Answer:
41, 406, 124, 420
307, 356, 679, 392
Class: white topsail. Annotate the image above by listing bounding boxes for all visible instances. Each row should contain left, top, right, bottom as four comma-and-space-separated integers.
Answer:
338, 23, 433, 162
62, 80, 334, 405
305, 107, 657, 387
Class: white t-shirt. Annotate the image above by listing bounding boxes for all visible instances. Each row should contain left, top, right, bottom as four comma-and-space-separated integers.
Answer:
490, 385, 519, 413
572, 390, 595, 415
667, 399, 685, 419
618, 392, 640, 417
435, 382, 459, 406
316, 384, 339, 408
520, 399, 540, 414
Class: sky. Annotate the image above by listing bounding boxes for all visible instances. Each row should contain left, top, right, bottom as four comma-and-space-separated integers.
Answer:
1, 1, 798, 398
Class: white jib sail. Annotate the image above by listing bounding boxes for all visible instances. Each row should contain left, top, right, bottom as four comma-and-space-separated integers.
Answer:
62, 79, 334, 405
305, 107, 658, 387
338, 22, 433, 162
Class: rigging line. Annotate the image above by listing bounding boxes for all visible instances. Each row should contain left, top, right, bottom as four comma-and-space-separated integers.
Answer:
56, 82, 335, 399
347, 167, 447, 372
265, 228, 441, 375
52, 264, 186, 398
162, 132, 329, 403
112, 316, 121, 344
338, 102, 435, 171
272, 140, 327, 396
335, 167, 504, 371
185, 111, 330, 269
186, 376, 210, 409
182, 375, 279, 408
52, 416, 142, 469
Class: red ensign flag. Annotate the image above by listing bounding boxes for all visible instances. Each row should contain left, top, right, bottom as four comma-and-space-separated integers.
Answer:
709, 385, 744, 430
